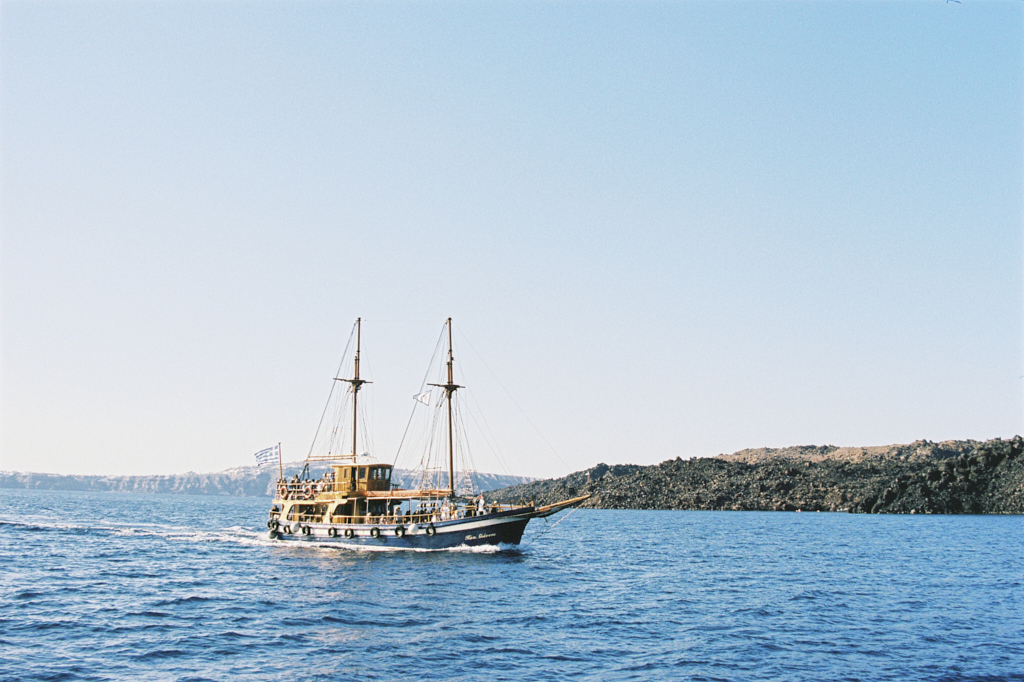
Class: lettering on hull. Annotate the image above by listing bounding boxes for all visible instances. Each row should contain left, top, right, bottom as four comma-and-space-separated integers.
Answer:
465, 533, 496, 541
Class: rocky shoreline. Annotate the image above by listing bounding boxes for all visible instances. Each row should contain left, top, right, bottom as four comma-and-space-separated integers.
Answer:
489, 437, 1024, 514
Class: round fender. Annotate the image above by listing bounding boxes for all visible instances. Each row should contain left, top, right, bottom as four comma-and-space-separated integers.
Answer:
327, 527, 337, 538
425, 524, 436, 537
267, 519, 278, 531
370, 527, 380, 538
268, 530, 279, 540
300, 524, 310, 536
395, 526, 405, 538
344, 528, 354, 538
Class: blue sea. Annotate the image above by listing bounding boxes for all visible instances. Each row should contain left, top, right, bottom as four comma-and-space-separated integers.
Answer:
1, 489, 1021, 681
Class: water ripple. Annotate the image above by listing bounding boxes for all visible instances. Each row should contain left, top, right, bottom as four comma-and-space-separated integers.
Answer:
1, 491, 1022, 682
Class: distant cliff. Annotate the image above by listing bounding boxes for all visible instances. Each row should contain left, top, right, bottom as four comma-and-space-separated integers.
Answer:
0, 462, 534, 497
489, 437, 1024, 514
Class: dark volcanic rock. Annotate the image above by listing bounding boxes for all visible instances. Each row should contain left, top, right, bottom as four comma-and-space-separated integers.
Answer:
488, 437, 1024, 514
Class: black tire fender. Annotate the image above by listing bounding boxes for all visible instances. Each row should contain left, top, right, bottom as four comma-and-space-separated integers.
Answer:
395, 526, 405, 538
328, 527, 337, 538
301, 525, 311, 536
425, 524, 436, 537
344, 528, 354, 539
370, 527, 380, 539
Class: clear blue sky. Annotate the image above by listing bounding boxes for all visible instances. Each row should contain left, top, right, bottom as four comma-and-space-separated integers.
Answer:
2, 1, 1021, 478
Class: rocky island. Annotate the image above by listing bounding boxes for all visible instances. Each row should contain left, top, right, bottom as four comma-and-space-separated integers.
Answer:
489, 437, 1024, 514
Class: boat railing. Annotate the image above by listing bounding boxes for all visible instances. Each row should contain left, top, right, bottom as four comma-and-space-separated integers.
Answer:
325, 506, 521, 525
275, 480, 344, 500
269, 503, 529, 525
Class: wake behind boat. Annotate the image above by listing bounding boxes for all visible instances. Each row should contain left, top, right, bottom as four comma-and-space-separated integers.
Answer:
266, 318, 587, 549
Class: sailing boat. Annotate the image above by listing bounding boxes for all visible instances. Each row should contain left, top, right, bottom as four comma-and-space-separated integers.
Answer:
266, 318, 587, 549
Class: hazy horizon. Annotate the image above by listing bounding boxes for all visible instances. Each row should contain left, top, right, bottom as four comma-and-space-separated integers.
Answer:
3, 435, 1019, 479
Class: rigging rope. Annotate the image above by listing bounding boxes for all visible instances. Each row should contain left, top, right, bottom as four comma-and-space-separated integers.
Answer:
462, 387, 514, 478
307, 322, 358, 460
455, 328, 572, 473
522, 505, 582, 548
392, 324, 447, 470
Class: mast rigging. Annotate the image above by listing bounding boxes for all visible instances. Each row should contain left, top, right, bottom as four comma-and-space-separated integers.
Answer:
335, 317, 370, 460
428, 318, 461, 497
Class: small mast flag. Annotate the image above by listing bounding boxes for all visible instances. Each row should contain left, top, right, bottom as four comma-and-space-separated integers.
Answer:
253, 445, 279, 467
414, 390, 431, 405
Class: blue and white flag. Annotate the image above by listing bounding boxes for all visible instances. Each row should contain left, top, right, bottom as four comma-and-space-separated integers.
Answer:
253, 445, 279, 467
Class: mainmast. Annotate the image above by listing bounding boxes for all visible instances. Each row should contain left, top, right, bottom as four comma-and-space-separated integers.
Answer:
429, 318, 461, 497
336, 317, 370, 460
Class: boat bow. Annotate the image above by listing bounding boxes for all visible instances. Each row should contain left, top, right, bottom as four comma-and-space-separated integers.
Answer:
532, 494, 591, 518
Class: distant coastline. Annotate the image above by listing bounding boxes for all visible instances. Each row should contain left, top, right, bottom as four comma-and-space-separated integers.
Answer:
489, 437, 1024, 514
8, 437, 1022, 514
0, 463, 534, 497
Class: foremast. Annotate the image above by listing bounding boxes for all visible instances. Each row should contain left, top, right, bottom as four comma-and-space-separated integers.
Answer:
335, 317, 370, 461
428, 317, 461, 498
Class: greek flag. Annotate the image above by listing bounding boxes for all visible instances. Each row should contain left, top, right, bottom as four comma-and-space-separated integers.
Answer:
253, 445, 279, 467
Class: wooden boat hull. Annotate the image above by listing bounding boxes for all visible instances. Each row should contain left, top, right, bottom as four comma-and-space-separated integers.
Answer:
269, 507, 534, 550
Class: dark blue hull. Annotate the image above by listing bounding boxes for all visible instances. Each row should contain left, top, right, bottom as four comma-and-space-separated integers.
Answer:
269, 507, 534, 550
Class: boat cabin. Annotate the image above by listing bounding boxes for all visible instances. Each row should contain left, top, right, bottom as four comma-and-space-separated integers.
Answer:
330, 463, 392, 494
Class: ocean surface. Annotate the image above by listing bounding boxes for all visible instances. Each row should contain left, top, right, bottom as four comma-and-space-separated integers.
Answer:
1, 490, 1021, 682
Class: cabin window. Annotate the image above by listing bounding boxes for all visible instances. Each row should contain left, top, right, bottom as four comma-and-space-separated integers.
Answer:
358, 467, 366, 479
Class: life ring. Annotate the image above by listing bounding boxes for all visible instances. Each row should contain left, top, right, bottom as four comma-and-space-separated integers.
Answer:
395, 526, 405, 538
344, 528, 354, 539
304, 486, 313, 499
370, 527, 380, 539
425, 524, 436, 537
301, 525, 311, 536
328, 527, 337, 538
267, 519, 279, 531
